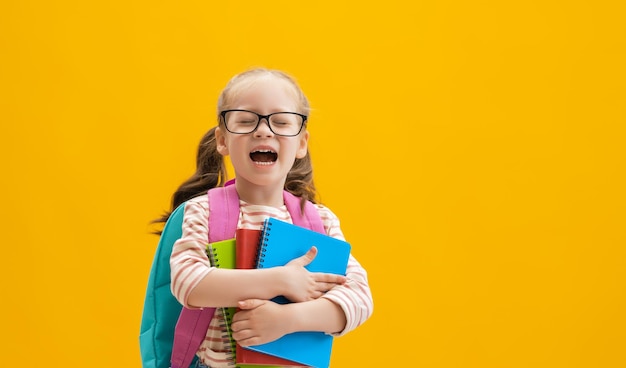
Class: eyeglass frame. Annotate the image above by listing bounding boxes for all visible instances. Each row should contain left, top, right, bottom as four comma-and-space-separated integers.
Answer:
219, 109, 308, 137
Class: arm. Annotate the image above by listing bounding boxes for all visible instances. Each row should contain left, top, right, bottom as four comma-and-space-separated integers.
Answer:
231, 206, 374, 344
170, 199, 346, 308
321, 254, 373, 335
189, 247, 345, 307
230, 255, 371, 345
315, 205, 374, 335
232, 297, 346, 347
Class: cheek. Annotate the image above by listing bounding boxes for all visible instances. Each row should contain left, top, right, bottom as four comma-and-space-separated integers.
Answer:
227, 137, 251, 158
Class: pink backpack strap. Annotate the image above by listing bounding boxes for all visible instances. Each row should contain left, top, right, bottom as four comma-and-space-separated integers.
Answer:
283, 190, 325, 234
208, 180, 240, 242
172, 181, 324, 368
171, 182, 239, 368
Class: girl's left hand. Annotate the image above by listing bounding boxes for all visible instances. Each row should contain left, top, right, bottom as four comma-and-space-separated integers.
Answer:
231, 299, 292, 346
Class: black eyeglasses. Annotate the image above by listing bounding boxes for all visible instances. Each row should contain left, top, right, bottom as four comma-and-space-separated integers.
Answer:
220, 109, 307, 137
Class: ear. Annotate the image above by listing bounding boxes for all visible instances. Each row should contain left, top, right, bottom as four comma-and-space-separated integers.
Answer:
295, 130, 309, 159
215, 127, 229, 156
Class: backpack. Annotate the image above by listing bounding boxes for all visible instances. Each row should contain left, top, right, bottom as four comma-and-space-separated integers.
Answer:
139, 181, 325, 368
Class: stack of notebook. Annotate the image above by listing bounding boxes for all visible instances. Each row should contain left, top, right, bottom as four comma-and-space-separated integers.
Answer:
206, 218, 351, 368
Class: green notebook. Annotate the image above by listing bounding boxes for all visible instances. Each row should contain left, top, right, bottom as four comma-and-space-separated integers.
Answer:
206, 239, 238, 356
207, 238, 237, 269
207, 239, 287, 368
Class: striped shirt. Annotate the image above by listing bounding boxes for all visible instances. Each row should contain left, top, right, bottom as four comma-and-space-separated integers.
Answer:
170, 194, 373, 368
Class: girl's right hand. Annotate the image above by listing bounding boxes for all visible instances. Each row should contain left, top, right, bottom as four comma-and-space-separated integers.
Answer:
281, 246, 347, 303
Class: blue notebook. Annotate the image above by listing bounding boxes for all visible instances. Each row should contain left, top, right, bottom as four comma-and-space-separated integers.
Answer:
246, 217, 351, 368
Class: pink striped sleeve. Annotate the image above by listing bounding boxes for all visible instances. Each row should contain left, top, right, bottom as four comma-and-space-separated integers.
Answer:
315, 205, 374, 336
170, 196, 214, 308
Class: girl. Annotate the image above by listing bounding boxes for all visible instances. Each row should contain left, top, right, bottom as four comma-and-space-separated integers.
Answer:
161, 68, 373, 367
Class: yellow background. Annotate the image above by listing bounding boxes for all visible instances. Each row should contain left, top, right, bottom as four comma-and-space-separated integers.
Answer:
1, 1, 625, 367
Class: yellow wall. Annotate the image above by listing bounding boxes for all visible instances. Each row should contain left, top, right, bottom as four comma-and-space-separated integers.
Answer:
2, 1, 625, 367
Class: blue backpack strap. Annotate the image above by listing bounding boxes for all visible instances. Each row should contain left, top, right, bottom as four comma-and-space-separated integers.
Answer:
140, 203, 188, 368
171, 182, 240, 368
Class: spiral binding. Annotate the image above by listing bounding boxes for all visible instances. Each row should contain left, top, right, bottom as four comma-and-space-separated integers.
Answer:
206, 244, 220, 268
214, 306, 236, 365
206, 244, 237, 365
256, 219, 272, 268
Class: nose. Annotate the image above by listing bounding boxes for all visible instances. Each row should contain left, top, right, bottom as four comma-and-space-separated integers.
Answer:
253, 118, 274, 137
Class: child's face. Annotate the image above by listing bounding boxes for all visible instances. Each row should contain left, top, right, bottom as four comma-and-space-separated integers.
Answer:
216, 77, 309, 191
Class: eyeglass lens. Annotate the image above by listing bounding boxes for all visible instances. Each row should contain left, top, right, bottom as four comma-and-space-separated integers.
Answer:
224, 111, 303, 136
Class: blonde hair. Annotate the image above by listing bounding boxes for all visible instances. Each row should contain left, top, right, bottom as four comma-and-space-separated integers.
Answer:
153, 68, 317, 231
217, 68, 311, 117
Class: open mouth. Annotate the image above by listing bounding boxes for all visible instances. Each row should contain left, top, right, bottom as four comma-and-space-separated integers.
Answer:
250, 149, 278, 164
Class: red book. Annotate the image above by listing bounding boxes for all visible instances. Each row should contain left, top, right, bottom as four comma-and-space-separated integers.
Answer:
235, 228, 307, 367
235, 228, 262, 269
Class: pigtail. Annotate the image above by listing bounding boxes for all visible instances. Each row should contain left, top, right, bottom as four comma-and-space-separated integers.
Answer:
285, 149, 318, 212
151, 127, 226, 233
153, 68, 318, 231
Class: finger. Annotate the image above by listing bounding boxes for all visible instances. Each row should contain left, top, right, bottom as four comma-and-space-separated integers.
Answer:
237, 335, 261, 347
313, 290, 324, 299
238, 298, 266, 310
314, 273, 347, 285
232, 327, 256, 343
231, 310, 249, 324
319, 282, 340, 292
287, 246, 318, 267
